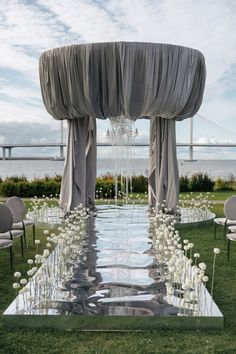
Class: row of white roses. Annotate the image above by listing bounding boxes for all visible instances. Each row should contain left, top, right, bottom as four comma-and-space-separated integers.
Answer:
150, 205, 220, 316
12, 205, 89, 308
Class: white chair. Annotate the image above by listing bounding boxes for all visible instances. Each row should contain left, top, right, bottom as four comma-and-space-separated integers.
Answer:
0, 204, 15, 268
5, 196, 36, 246
226, 233, 236, 260
213, 196, 236, 239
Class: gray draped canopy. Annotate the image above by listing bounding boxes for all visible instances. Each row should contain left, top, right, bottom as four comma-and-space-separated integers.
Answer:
39, 42, 206, 214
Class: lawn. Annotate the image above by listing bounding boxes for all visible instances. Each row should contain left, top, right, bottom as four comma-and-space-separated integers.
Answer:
0, 202, 236, 354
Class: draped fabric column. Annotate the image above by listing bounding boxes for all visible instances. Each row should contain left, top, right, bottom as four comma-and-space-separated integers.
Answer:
148, 117, 179, 213
85, 116, 97, 211
60, 116, 96, 215
39, 42, 206, 214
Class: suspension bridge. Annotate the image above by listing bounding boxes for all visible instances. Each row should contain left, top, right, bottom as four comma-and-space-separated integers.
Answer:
0, 114, 236, 160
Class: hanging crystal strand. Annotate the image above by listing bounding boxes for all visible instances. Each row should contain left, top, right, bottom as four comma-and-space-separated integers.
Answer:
108, 116, 138, 205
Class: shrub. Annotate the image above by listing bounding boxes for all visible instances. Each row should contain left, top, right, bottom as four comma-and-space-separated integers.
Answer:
1, 181, 20, 197
131, 175, 148, 193
5, 175, 27, 182
189, 173, 214, 192
179, 175, 190, 192
96, 176, 115, 198
214, 177, 234, 191
0, 179, 60, 198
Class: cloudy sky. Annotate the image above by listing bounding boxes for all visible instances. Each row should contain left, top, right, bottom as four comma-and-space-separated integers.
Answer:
0, 0, 236, 158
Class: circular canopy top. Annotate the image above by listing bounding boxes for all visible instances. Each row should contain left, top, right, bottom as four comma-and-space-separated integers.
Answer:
39, 41, 206, 121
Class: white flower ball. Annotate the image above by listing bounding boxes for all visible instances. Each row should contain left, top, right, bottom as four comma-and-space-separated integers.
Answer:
43, 249, 50, 257
35, 239, 40, 245
214, 248, 220, 255
202, 276, 209, 282
13, 283, 20, 289
44, 230, 49, 235
20, 278, 27, 285
199, 262, 207, 270
27, 269, 34, 277
14, 272, 21, 278
28, 295, 34, 302
27, 259, 34, 265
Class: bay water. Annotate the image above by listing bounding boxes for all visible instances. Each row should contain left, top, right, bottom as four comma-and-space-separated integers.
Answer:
0, 159, 236, 180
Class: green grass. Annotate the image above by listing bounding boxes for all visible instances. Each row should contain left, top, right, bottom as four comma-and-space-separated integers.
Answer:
1, 204, 236, 353
180, 191, 236, 201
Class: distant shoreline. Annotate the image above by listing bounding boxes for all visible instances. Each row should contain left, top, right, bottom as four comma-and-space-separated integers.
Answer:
1, 158, 236, 180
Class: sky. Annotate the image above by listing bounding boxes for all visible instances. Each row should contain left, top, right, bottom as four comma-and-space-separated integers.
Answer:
0, 0, 236, 159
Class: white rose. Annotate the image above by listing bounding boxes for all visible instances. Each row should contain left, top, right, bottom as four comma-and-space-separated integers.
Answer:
43, 249, 50, 258
27, 270, 34, 277
13, 283, 20, 289
28, 295, 34, 302
202, 276, 209, 282
199, 262, 207, 270
14, 272, 21, 278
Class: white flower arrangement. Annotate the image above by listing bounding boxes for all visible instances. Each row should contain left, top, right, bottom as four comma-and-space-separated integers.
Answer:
12, 203, 88, 313
150, 203, 221, 317
14, 272, 21, 278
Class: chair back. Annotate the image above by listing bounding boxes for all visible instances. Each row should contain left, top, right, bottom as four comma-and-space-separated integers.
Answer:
5, 196, 26, 223
0, 204, 13, 233
224, 195, 236, 220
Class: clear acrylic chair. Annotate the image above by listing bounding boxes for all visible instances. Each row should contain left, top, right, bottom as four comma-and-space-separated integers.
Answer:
213, 196, 236, 239
226, 232, 236, 260
5, 196, 36, 246
0, 204, 15, 268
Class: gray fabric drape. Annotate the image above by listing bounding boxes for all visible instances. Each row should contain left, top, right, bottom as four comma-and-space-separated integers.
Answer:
148, 117, 179, 212
39, 42, 206, 213
60, 116, 96, 215
39, 42, 206, 121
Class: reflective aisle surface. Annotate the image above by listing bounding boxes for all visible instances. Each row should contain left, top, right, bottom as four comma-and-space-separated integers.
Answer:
58, 205, 178, 316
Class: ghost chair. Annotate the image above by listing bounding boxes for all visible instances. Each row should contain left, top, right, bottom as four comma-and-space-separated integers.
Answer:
213, 196, 236, 239
5, 196, 36, 246
226, 232, 236, 260
0, 204, 16, 268
0, 204, 24, 258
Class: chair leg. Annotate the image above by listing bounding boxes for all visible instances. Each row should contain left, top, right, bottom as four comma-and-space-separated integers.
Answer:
20, 235, 24, 258
227, 239, 230, 260
9, 245, 15, 270
32, 225, 36, 244
223, 222, 227, 240
23, 223, 27, 248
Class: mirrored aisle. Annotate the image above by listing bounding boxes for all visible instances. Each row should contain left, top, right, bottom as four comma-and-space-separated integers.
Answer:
4, 205, 223, 330
59, 205, 176, 316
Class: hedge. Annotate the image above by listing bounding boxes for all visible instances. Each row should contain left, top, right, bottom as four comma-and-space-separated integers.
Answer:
0, 173, 234, 198
180, 173, 215, 192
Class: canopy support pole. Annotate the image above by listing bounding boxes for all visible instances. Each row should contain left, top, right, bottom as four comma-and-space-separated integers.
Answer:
60, 117, 97, 215
148, 117, 179, 213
